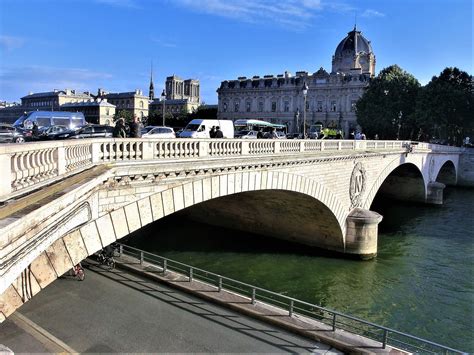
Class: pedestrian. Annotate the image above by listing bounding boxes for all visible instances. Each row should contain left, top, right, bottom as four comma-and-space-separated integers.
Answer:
355, 132, 361, 140
335, 130, 343, 139
129, 116, 141, 138
113, 118, 126, 138
374, 134, 379, 140
349, 131, 355, 140
209, 126, 216, 138
32, 122, 39, 138
257, 129, 264, 139
360, 132, 366, 140
215, 126, 224, 138
268, 127, 278, 139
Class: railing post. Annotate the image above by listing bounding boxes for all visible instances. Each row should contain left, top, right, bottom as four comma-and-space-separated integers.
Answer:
289, 300, 294, 317
0, 152, 12, 198
382, 329, 388, 349
198, 141, 208, 157
251, 288, 256, 304
142, 140, 154, 160
119, 244, 123, 257
218, 277, 222, 292
163, 259, 167, 273
337, 141, 342, 150
91, 141, 101, 163
274, 140, 281, 154
332, 313, 337, 331
189, 267, 193, 282
56, 145, 66, 176
299, 140, 305, 152
140, 251, 144, 265
241, 141, 249, 155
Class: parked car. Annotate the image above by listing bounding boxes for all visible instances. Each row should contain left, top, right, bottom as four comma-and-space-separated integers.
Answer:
276, 131, 287, 139
286, 133, 304, 139
234, 130, 258, 139
0, 124, 25, 143
142, 126, 175, 139
39, 125, 75, 140
69, 125, 113, 139
141, 126, 157, 135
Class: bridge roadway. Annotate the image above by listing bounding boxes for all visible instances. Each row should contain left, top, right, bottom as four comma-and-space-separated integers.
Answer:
0, 261, 341, 354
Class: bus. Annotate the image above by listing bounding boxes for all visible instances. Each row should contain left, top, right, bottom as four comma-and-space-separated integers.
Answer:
234, 119, 287, 134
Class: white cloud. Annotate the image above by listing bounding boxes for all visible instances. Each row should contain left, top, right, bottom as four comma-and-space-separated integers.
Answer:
0, 35, 26, 52
361, 9, 385, 18
171, 0, 329, 30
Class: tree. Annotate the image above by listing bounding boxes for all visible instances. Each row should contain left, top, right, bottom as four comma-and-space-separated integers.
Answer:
113, 109, 133, 123
415, 67, 473, 145
356, 65, 421, 140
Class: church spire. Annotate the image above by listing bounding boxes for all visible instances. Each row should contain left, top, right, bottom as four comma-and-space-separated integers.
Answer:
149, 61, 155, 100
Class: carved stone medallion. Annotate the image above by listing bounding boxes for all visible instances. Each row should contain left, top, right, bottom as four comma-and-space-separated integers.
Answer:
349, 162, 367, 208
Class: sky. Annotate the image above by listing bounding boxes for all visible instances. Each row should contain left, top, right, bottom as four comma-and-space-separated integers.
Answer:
0, 0, 472, 104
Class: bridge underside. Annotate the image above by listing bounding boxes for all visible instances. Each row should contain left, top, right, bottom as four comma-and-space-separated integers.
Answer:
182, 190, 345, 253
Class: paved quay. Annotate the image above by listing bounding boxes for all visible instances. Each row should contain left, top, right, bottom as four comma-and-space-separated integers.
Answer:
0, 261, 342, 354
116, 254, 407, 354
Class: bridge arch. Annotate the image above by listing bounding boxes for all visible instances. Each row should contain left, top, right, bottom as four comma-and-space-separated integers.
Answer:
363, 159, 426, 209
434, 160, 457, 186
2, 171, 349, 320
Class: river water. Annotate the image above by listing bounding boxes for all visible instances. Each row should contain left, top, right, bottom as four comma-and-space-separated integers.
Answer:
127, 187, 474, 352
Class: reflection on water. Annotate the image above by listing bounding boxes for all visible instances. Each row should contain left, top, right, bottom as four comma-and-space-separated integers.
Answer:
127, 188, 474, 352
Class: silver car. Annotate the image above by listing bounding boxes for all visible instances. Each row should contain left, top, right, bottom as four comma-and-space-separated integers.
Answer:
142, 126, 176, 139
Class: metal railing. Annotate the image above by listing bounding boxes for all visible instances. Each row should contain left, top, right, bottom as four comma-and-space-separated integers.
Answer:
116, 243, 464, 354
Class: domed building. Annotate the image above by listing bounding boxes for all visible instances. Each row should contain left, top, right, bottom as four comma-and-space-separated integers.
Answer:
217, 27, 376, 137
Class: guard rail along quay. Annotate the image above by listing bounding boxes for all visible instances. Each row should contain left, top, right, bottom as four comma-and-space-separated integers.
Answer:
115, 243, 465, 354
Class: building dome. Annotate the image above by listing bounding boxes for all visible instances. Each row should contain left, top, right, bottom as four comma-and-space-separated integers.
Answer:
332, 27, 376, 76
334, 27, 373, 57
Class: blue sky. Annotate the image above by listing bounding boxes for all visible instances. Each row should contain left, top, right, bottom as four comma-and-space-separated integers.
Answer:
0, 0, 472, 104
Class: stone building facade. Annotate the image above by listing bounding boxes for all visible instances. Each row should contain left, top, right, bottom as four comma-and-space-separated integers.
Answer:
102, 89, 149, 120
217, 27, 375, 136
60, 99, 116, 125
149, 75, 201, 117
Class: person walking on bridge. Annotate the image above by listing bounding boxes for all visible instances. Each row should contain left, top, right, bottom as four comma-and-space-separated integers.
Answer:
113, 118, 126, 138
129, 116, 141, 138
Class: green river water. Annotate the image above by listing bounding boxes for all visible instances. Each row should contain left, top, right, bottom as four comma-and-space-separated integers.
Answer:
127, 187, 474, 352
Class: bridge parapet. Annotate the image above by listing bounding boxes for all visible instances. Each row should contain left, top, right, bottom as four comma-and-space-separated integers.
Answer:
0, 139, 459, 202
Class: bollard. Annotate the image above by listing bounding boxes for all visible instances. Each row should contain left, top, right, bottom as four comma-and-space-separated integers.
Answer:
163, 259, 167, 273
251, 288, 256, 305
218, 277, 222, 292
289, 300, 294, 317
189, 267, 193, 282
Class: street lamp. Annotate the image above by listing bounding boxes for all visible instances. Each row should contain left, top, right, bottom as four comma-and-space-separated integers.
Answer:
302, 82, 308, 138
161, 89, 166, 126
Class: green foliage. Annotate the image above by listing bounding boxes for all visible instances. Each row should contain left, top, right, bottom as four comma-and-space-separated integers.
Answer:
113, 109, 133, 123
356, 65, 421, 140
415, 67, 473, 145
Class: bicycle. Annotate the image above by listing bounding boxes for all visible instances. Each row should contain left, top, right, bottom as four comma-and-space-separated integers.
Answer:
71, 263, 85, 281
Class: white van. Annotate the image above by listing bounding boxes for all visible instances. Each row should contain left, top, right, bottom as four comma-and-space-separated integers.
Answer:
179, 119, 234, 138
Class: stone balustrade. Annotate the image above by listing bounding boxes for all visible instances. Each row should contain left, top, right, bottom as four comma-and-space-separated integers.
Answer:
0, 138, 456, 202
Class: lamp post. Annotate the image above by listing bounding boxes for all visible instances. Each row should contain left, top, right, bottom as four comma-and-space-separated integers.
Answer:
302, 82, 308, 138
161, 89, 166, 126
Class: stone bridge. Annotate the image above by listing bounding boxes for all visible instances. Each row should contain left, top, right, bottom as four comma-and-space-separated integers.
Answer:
0, 138, 471, 321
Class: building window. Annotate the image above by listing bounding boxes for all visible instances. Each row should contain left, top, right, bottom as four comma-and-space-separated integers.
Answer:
331, 100, 337, 112
246, 101, 251, 112
106, 108, 110, 115
284, 101, 289, 112
271, 101, 277, 112
317, 101, 323, 112
234, 101, 239, 112
258, 101, 264, 112
140, 101, 144, 108
223, 102, 228, 112
351, 100, 357, 111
